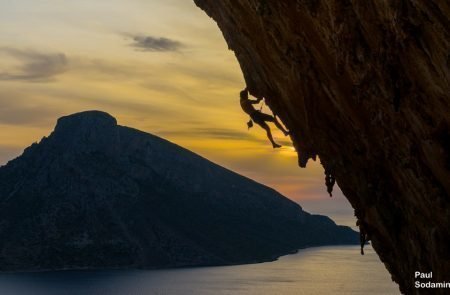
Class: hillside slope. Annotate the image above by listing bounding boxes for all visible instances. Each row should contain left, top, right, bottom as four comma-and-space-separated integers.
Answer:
0, 111, 357, 271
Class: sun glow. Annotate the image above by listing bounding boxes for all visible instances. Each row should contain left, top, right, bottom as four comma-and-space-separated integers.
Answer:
0, 0, 351, 211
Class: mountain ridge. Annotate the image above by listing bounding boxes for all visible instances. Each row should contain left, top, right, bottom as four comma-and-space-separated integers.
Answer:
0, 110, 357, 272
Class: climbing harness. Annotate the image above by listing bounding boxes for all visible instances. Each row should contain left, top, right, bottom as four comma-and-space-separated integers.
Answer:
247, 98, 265, 130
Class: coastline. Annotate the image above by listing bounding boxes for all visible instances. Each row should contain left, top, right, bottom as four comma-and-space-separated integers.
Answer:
0, 242, 360, 274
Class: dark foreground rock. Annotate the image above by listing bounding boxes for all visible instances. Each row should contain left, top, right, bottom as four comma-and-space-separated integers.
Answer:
0, 111, 357, 272
192, 1, 449, 294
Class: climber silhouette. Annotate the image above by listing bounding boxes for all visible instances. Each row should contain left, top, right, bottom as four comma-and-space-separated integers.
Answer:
240, 88, 289, 148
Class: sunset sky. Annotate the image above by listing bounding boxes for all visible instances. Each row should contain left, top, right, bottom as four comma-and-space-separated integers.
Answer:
0, 0, 354, 226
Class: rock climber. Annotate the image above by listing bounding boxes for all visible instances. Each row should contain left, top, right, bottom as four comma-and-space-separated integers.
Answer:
240, 87, 289, 148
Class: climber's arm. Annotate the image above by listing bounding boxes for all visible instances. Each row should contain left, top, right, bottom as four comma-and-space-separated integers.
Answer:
249, 97, 263, 104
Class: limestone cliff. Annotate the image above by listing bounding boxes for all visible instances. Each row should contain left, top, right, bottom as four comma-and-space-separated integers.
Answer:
193, 1, 450, 294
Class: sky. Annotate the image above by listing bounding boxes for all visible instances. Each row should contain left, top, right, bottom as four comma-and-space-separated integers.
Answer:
0, 0, 355, 227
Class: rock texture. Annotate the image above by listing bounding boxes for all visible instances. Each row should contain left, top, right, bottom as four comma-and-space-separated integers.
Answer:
0, 111, 358, 272
193, 1, 449, 294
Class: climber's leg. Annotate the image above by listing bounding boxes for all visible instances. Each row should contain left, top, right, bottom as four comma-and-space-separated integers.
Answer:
273, 116, 289, 136
260, 122, 281, 148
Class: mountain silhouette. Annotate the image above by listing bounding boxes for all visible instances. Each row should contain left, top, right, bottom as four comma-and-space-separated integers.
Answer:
0, 111, 357, 271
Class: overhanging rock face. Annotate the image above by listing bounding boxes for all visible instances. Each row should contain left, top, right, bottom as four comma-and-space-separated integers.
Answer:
193, 1, 450, 294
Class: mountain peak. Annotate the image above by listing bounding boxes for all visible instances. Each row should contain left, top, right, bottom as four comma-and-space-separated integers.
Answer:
0, 111, 358, 271
51, 111, 118, 151
55, 110, 117, 133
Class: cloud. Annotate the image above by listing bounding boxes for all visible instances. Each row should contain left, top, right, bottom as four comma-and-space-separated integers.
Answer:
0, 91, 61, 126
69, 57, 152, 80
158, 127, 255, 141
129, 35, 183, 52
0, 48, 68, 82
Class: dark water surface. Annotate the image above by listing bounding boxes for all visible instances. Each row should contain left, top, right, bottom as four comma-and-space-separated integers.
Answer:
0, 246, 399, 295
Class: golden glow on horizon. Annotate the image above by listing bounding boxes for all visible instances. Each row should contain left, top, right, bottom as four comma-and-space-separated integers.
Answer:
0, 0, 351, 210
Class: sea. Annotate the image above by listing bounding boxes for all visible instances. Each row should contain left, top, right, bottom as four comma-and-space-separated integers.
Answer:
0, 245, 399, 295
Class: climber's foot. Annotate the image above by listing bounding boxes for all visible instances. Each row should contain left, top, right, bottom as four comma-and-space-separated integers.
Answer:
272, 143, 282, 149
